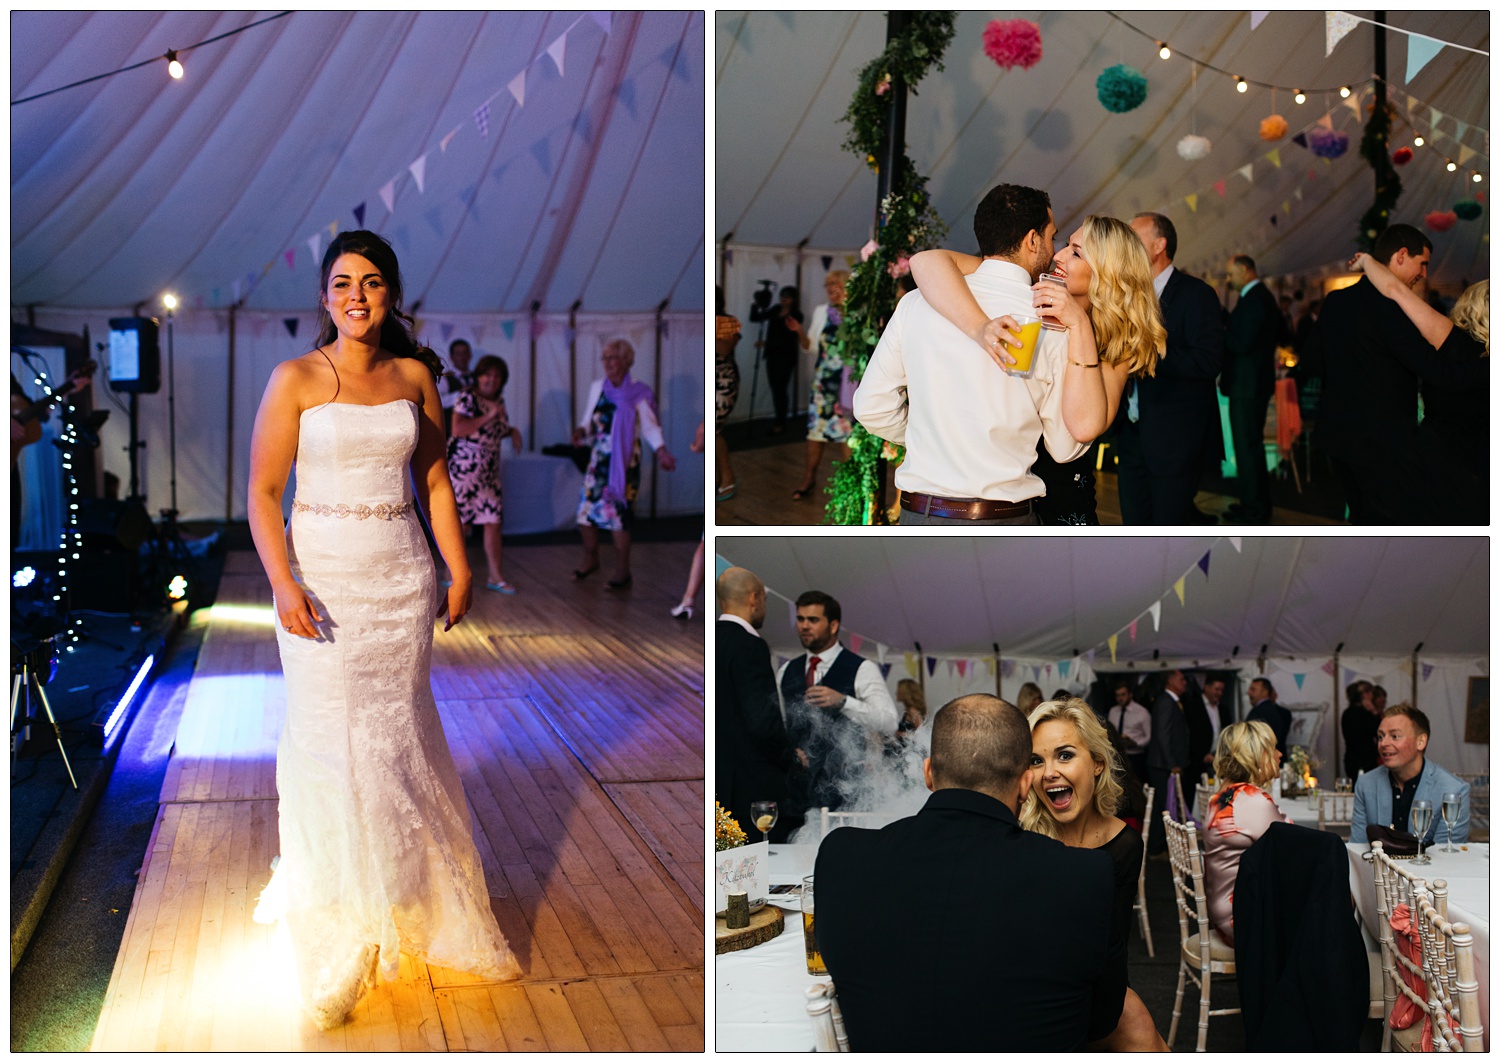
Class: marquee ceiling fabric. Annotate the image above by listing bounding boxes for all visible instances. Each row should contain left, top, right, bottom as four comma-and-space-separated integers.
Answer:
716, 536, 1488, 660
716, 10, 1489, 288
13, 10, 705, 313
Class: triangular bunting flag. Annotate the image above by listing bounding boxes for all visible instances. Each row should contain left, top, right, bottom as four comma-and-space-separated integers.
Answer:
1318, 113, 1334, 131
440, 129, 457, 153
232, 279, 241, 302
1325, 10, 1360, 57
927, 656, 937, 677
213, 287, 221, 305
1344, 667, 1356, 684
1270, 215, 1278, 227
353, 202, 366, 227
546, 33, 567, 77
1406, 34, 1444, 83
1430, 106, 1443, 132
501, 320, 515, 341
1294, 187, 1303, 202
1185, 193, 1199, 213
1401, 659, 1414, 677
440, 322, 454, 342
1421, 663, 1434, 681
1238, 163, 1254, 183
328, 220, 339, 237
1282, 199, 1291, 215
474, 102, 490, 137
1148, 600, 1162, 632
1294, 673, 1306, 690
459, 184, 481, 219
1128, 619, 1138, 641
1198, 552, 1211, 577
473, 325, 487, 345
1292, 131, 1308, 149
1045, 664, 1052, 678
283, 317, 299, 337
423, 206, 444, 239
879, 662, 893, 679
531, 136, 554, 176
284, 248, 295, 270
1059, 660, 1071, 679
409, 155, 427, 194
821, 255, 833, 270
1321, 660, 1336, 675
1454, 119, 1468, 143
379, 181, 396, 214
508, 71, 527, 109
1032, 665, 1042, 681
1266, 148, 1281, 168
1213, 179, 1227, 197
1250, 11, 1268, 30
986, 658, 996, 676
1107, 635, 1118, 663
849, 633, 863, 654
957, 660, 967, 678
905, 652, 918, 677
1407, 94, 1420, 115
945, 660, 955, 678
1002, 660, 1015, 678
1458, 144, 1476, 166
1173, 576, 1186, 605
306, 233, 321, 264
787, 600, 799, 630
1343, 90, 1362, 117
590, 12, 612, 34
1229, 536, 1242, 552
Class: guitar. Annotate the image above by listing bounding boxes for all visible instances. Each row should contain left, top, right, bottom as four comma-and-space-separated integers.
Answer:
11, 359, 97, 466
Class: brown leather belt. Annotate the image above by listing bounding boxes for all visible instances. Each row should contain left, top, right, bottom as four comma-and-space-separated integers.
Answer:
901, 491, 1033, 521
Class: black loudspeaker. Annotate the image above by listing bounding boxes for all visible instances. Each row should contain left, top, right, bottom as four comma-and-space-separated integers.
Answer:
77, 498, 154, 553
106, 316, 161, 394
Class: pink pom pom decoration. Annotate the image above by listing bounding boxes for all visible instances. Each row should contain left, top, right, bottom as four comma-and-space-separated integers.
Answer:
1424, 210, 1458, 232
983, 19, 1043, 71
1259, 115, 1288, 141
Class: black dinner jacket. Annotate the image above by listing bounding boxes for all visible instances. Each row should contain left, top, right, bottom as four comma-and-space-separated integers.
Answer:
1246, 698, 1292, 757
814, 788, 1125, 1051
1305, 275, 1487, 469
1147, 691, 1189, 776
1111, 266, 1225, 477
1221, 279, 1281, 397
715, 619, 800, 841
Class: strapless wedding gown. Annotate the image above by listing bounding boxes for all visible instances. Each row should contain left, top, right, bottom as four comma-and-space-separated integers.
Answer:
254, 398, 519, 1029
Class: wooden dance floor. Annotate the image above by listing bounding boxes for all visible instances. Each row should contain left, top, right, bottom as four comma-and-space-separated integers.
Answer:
91, 542, 705, 1051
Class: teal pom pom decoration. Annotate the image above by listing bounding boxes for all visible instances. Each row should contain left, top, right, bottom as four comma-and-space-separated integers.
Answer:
1097, 64, 1148, 113
1453, 199, 1483, 221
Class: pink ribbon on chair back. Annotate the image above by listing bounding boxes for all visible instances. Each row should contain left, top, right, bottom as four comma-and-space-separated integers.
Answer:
1389, 902, 1445, 1051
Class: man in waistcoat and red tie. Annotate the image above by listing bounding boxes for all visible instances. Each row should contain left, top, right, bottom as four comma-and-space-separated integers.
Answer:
776, 591, 899, 813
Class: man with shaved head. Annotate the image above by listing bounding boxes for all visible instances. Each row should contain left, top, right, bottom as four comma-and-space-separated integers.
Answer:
716, 566, 802, 842
814, 694, 1125, 1051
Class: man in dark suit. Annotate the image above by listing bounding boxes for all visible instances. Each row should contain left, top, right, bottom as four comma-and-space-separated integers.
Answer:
1300, 224, 1487, 523
1146, 669, 1190, 852
715, 566, 802, 842
1114, 213, 1225, 524
1220, 254, 1281, 524
815, 694, 1125, 1051
1182, 680, 1215, 788
1245, 676, 1292, 758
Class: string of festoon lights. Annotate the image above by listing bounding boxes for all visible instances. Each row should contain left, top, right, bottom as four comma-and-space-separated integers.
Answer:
18, 360, 85, 651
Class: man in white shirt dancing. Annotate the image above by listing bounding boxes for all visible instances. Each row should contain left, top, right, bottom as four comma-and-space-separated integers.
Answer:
853, 183, 1087, 525
776, 590, 899, 810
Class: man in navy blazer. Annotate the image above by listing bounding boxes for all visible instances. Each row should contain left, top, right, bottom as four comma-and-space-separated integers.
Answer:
1113, 213, 1224, 525
1221, 254, 1282, 524
1244, 677, 1291, 757
814, 694, 1125, 1051
1351, 705, 1470, 845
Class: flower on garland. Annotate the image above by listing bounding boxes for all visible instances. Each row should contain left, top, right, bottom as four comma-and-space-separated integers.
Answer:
875, 73, 891, 96
887, 253, 911, 279
1308, 127, 1350, 159
1259, 114, 1289, 141
1392, 146, 1414, 165
715, 801, 747, 852
1177, 134, 1212, 161
1097, 64, 1148, 113
983, 19, 1043, 71
1424, 209, 1458, 232
1452, 200, 1483, 221
860, 239, 879, 261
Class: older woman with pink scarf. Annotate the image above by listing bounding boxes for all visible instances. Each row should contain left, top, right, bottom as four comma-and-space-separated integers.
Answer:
571, 339, 676, 589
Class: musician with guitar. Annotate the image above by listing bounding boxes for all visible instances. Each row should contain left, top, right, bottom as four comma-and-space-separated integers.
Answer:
11, 360, 96, 540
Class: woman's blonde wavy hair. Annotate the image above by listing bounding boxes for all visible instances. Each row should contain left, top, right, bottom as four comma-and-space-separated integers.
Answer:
1019, 698, 1124, 840
1213, 720, 1280, 787
1079, 214, 1168, 377
1450, 279, 1489, 355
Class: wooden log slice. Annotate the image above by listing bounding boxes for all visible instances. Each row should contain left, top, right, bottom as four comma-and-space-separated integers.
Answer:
715, 903, 785, 954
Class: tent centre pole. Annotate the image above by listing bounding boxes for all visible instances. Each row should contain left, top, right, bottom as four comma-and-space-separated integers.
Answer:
993, 642, 1002, 700
650, 297, 667, 520
225, 304, 237, 521
1331, 641, 1343, 774
567, 299, 581, 458
527, 300, 541, 452
1411, 642, 1422, 709
914, 641, 924, 698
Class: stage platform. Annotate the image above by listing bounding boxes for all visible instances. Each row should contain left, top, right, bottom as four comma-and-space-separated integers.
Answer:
89, 542, 705, 1051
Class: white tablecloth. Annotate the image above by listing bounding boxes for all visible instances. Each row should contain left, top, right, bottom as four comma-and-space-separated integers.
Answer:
1347, 842, 1489, 1047
716, 845, 822, 1051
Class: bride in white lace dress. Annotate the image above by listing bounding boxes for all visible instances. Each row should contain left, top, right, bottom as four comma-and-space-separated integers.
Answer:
247, 231, 520, 1029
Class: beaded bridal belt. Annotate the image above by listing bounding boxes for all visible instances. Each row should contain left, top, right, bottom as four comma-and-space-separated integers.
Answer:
292, 499, 414, 520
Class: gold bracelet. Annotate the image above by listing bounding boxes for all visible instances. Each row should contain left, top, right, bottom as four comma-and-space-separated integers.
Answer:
1070, 359, 1101, 368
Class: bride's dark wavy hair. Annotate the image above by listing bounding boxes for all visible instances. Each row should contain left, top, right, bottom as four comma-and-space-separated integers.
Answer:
312, 230, 443, 379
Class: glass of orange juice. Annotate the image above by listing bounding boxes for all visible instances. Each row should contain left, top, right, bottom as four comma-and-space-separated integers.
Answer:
1002, 314, 1043, 379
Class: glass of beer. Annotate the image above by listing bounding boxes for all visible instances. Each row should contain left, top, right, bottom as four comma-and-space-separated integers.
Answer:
802, 874, 826, 975
1001, 314, 1043, 379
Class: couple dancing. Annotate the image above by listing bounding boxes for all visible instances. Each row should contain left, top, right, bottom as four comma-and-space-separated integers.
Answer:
853, 183, 1167, 525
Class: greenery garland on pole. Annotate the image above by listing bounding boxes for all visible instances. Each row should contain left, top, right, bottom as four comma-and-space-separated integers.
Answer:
822, 13, 955, 525
1357, 96, 1403, 250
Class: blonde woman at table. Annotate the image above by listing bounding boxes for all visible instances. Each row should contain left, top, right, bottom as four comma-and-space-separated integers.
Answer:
1203, 720, 1293, 945
1023, 699, 1168, 1051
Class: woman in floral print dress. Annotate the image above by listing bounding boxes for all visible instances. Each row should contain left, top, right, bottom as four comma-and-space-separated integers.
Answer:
444, 355, 522, 592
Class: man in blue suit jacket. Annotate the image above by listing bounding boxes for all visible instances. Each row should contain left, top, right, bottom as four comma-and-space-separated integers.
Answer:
1245, 677, 1291, 757
1351, 705, 1470, 845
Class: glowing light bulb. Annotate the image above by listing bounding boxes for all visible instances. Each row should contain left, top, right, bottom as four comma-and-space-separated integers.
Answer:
1473, 172, 1483, 183
1447, 160, 1457, 172
1340, 85, 1351, 98
163, 292, 179, 310
1294, 90, 1306, 105
167, 50, 184, 79
1414, 135, 1424, 146
1158, 42, 1171, 60
1235, 76, 1248, 93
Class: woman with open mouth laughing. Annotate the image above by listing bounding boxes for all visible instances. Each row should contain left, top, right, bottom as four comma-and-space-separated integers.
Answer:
1022, 698, 1168, 1051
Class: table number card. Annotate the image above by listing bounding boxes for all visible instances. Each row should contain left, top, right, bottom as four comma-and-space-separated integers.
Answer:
715, 840, 768, 914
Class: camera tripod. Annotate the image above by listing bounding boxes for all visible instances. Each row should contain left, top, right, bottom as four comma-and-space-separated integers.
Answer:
10, 637, 78, 789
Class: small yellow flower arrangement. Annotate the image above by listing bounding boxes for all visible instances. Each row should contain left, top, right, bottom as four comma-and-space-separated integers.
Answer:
715, 801, 747, 852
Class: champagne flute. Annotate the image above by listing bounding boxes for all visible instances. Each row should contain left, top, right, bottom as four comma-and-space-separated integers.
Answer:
1411, 799, 1433, 865
750, 800, 778, 847
1440, 791, 1461, 852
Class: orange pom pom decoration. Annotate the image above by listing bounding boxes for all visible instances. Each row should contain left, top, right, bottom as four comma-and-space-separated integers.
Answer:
1259, 114, 1289, 141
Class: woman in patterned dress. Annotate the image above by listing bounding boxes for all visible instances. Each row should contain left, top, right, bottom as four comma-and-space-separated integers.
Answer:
793, 269, 852, 500
714, 285, 741, 501
443, 355, 522, 592
572, 339, 676, 589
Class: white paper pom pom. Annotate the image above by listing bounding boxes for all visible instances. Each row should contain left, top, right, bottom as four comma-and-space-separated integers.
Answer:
1177, 134, 1212, 161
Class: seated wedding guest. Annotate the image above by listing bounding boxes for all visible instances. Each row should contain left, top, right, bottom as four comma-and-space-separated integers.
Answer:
1023, 699, 1166, 1050
1349, 255, 1489, 524
815, 694, 1125, 1051
1204, 721, 1292, 945
1351, 705, 1470, 844
776, 591, 899, 811
1244, 676, 1290, 757
1015, 681, 1044, 717
1107, 680, 1152, 781
1340, 680, 1380, 777
1372, 684, 1388, 714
